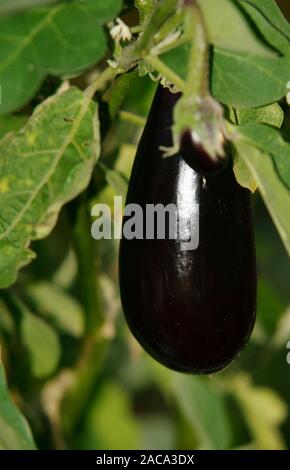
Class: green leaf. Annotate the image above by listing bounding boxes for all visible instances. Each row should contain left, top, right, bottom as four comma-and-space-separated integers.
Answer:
229, 103, 284, 128
18, 299, 61, 378
230, 373, 287, 450
53, 248, 78, 289
237, 0, 290, 55
0, 360, 36, 449
212, 48, 290, 107
236, 122, 290, 190
27, 281, 84, 337
198, 0, 274, 56
234, 139, 290, 257
230, 105, 284, 191
233, 149, 257, 192
0, 0, 59, 15
172, 374, 232, 450
160, 42, 190, 81
99, 162, 128, 199
257, 276, 285, 335
161, 44, 289, 108
0, 87, 99, 288
0, 0, 122, 113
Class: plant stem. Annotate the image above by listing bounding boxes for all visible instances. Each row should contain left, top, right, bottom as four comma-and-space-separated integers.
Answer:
119, 110, 146, 126
86, 66, 123, 100
62, 335, 109, 442
83, 1, 182, 99
184, 2, 209, 98
72, 196, 101, 334
144, 54, 186, 90
153, 9, 184, 46
103, 69, 139, 120
117, 0, 179, 69
134, 0, 178, 55
134, 0, 155, 25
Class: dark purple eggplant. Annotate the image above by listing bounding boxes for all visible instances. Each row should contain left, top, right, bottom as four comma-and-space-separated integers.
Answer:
180, 128, 229, 176
119, 85, 257, 374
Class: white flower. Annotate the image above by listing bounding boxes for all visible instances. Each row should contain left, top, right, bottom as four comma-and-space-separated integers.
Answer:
110, 18, 132, 44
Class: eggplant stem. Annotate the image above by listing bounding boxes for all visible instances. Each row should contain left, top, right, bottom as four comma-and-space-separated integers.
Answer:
184, 2, 209, 98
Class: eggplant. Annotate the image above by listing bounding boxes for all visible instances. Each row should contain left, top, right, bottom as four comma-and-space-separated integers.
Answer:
180, 128, 229, 176
119, 85, 257, 374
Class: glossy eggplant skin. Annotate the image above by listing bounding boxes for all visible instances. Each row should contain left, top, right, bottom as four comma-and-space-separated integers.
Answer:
119, 85, 257, 374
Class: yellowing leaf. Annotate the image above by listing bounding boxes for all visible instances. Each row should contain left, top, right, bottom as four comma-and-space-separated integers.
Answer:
233, 151, 257, 192
0, 87, 100, 288
234, 140, 290, 257
231, 374, 287, 450
229, 103, 284, 128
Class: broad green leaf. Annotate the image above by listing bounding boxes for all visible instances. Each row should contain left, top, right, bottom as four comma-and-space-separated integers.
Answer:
161, 44, 289, 107
234, 140, 290, 257
172, 375, 232, 450
0, 87, 99, 288
236, 122, 290, 190
230, 374, 287, 449
0, 0, 59, 15
18, 300, 61, 378
198, 0, 274, 56
229, 103, 284, 128
0, 360, 36, 449
27, 281, 84, 337
212, 48, 290, 107
237, 0, 290, 55
0, 0, 122, 113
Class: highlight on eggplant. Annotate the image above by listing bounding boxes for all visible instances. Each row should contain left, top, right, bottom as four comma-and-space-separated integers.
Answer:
119, 84, 257, 375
